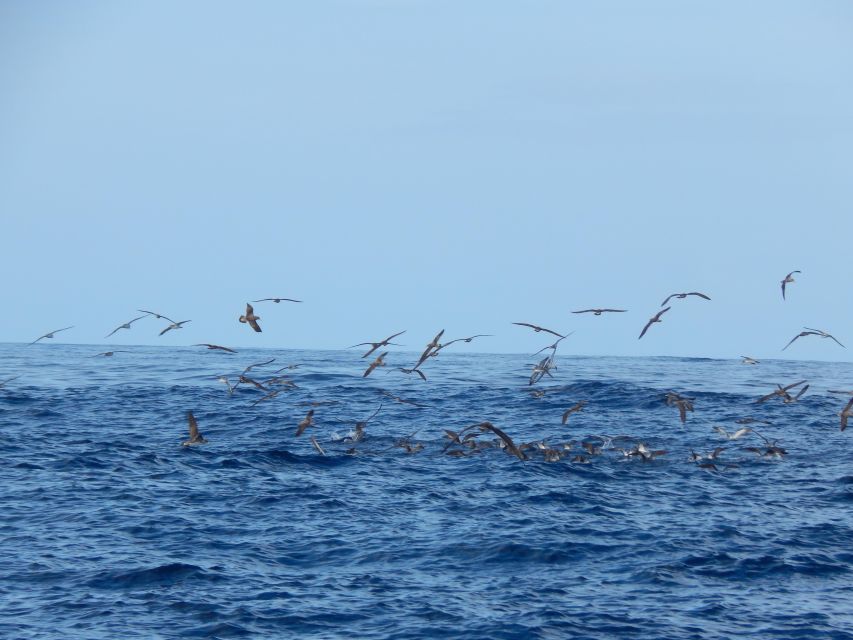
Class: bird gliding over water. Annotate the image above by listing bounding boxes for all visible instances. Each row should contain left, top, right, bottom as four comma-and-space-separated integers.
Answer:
239, 303, 262, 332
29, 326, 74, 345
780, 270, 800, 300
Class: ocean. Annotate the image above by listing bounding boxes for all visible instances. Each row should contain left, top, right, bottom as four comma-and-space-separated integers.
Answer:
1, 343, 852, 639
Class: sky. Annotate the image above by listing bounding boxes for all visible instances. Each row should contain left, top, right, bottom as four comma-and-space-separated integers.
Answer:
1, 1, 852, 361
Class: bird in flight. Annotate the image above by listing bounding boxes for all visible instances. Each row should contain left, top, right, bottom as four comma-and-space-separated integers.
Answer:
159, 319, 191, 336
0, 375, 20, 388
713, 426, 752, 440
413, 329, 445, 369
572, 309, 627, 315
104, 315, 147, 338
660, 292, 711, 307
740, 356, 759, 365
561, 401, 587, 425
182, 411, 208, 446
757, 380, 807, 403
253, 297, 302, 304
238, 303, 262, 332
782, 328, 845, 351
296, 409, 315, 437
638, 308, 670, 339
195, 343, 237, 353
29, 326, 74, 345
512, 322, 565, 338
349, 330, 406, 358
780, 270, 800, 300
363, 352, 388, 377
93, 351, 129, 357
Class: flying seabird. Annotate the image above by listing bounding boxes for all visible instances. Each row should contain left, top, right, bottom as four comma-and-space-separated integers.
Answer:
195, 343, 237, 353
238, 303, 262, 332
363, 352, 388, 377
638, 308, 670, 339
253, 297, 302, 304
413, 330, 445, 369
780, 270, 800, 300
660, 292, 711, 306
532, 332, 573, 356
512, 322, 565, 338
740, 356, 759, 365
757, 380, 807, 403
182, 411, 208, 446
93, 351, 129, 357
394, 367, 427, 381
159, 319, 191, 336
104, 315, 147, 338
296, 409, 314, 436
378, 390, 424, 408
572, 309, 627, 315
349, 403, 383, 443
783, 328, 845, 351
349, 330, 406, 358
29, 326, 74, 345
561, 401, 587, 425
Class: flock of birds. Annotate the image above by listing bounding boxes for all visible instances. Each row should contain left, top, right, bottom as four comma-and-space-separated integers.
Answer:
4, 270, 851, 471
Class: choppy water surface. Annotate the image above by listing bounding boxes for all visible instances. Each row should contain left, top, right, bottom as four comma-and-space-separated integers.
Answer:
1, 344, 852, 639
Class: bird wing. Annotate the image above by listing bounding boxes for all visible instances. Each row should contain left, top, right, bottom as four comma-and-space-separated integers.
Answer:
781, 334, 803, 350
158, 325, 173, 336
782, 379, 807, 391
187, 411, 199, 439
660, 294, 676, 307
638, 318, 654, 339
689, 292, 711, 300
247, 317, 262, 332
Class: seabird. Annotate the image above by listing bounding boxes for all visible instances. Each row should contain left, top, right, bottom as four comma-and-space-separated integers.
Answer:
195, 343, 237, 353
783, 328, 845, 351
532, 332, 573, 356
349, 331, 406, 358
363, 352, 388, 377
740, 356, 759, 365
378, 390, 424, 408
757, 380, 807, 403
413, 330, 445, 369
395, 367, 427, 381
349, 403, 382, 443
638, 307, 670, 339
29, 326, 74, 345
93, 351, 129, 357
713, 426, 752, 440
296, 409, 314, 436
572, 309, 627, 315
780, 270, 800, 300
561, 401, 587, 425
238, 303, 262, 332
159, 319, 191, 336
512, 322, 565, 338
253, 297, 302, 303
660, 292, 711, 306
104, 315, 147, 338
182, 411, 207, 446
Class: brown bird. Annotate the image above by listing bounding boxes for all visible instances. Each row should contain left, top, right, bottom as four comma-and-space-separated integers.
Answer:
93, 351, 129, 357
349, 331, 406, 358
105, 315, 147, 338
660, 292, 711, 306
238, 303, 262, 332
757, 380, 807, 403
195, 343, 237, 353
665, 391, 694, 423
378, 390, 424, 408
840, 398, 853, 432
349, 403, 382, 443
395, 367, 427, 381
783, 327, 845, 351
413, 329, 445, 368
433, 334, 492, 353
29, 326, 74, 345
253, 297, 302, 303
638, 307, 670, 339
363, 352, 388, 377
780, 270, 800, 300
740, 356, 760, 365
561, 401, 587, 425
182, 411, 208, 446
572, 309, 627, 315
296, 409, 314, 436
159, 319, 191, 336
512, 322, 565, 338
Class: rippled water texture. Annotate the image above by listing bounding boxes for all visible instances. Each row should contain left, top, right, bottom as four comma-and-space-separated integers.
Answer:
2, 344, 852, 639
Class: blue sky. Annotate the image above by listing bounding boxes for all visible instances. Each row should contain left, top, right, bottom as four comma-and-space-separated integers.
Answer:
2, 1, 851, 361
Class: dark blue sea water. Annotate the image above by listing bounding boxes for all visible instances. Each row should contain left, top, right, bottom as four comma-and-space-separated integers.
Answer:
2, 343, 852, 639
